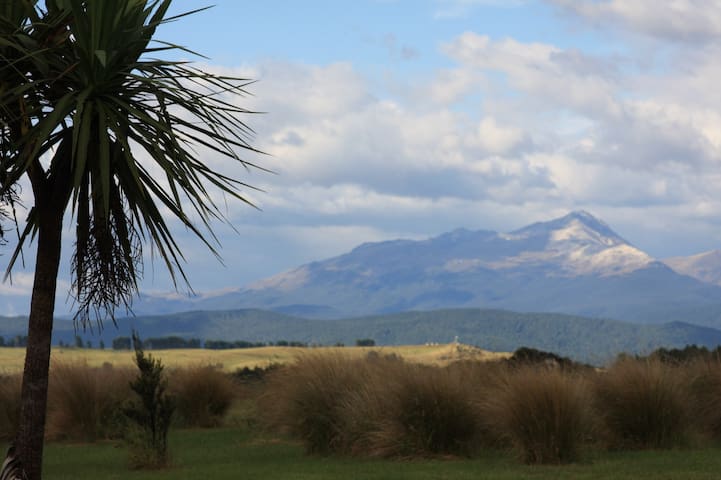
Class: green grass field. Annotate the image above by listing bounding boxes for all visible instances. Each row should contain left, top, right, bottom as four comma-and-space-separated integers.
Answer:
39, 428, 721, 480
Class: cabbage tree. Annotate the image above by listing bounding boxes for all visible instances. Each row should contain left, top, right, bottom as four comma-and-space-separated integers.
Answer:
0, 1, 262, 477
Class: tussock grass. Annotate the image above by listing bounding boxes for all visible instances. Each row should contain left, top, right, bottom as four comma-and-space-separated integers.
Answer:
686, 359, 721, 440
485, 366, 594, 464
170, 365, 236, 428
594, 358, 691, 449
341, 362, 481, 458
266, 352, 497, 458
46, 362, 134, 441
0, 373, 21, 441
261, 352, 374, 454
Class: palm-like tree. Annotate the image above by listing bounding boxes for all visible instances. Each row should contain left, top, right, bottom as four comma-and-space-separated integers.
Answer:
1, 1, 263, 477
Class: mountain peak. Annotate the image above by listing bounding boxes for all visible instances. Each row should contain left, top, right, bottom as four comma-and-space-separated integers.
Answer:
497, 211, 652, 277
564, 210, 607, 226
510, 210, 624, 245
129, 210, 716, 323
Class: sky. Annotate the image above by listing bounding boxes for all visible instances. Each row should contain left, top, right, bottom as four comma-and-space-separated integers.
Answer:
5, 0, 721, 313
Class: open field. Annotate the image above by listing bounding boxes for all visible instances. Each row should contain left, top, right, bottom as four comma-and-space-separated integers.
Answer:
0, 343, 509, 374
37, 428, 721, 480
4, 347, 721, 478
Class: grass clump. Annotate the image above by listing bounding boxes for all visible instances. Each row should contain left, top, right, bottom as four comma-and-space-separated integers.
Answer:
685, 359, 721, 440
340, 363, 481, 458
46, 362, 133, 441
485, 366, 593, 464
594, 358, 691, 449
261, 352, 371, 454
170, 365, 236, 428
266, 352, 496, 459
0, 374, 21, 441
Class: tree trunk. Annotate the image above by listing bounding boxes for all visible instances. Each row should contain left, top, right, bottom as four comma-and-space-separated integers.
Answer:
16, 205, 64, 480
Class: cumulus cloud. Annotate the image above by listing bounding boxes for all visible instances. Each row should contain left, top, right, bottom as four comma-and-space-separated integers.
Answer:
442, 33, 622, 118
192, 34, 721, 268
550, 0, 721, 42
11, 1, 721, 308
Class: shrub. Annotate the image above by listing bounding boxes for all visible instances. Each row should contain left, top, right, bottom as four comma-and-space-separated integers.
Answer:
230, 363, 281, 384
594, 359, 691, 449
170, 365, 236, 428
46, 362, 133, 441
485, 366, 593, 464
650, 345, 712, 365
261, 353, 372, 454
123, 333, 175, 469
505, 347, 591, 372
0, 374, 21, 441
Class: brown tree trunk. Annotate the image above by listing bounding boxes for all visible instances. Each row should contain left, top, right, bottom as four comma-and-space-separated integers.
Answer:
16, 204, 64, 480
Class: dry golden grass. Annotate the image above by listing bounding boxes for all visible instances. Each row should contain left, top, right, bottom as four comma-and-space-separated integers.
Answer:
0, 343, 509, 374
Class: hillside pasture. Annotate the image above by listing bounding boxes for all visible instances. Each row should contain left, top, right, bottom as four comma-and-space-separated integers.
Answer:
0, 343, 509, 374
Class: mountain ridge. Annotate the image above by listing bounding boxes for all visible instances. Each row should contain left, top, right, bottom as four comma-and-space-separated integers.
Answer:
664, 250, 721, 286
127, 210, 721, 327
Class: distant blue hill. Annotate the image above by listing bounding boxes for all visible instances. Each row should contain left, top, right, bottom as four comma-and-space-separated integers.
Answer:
3, 307, 721, 365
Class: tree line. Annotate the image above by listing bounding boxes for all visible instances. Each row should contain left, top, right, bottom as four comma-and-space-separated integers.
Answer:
0, 335, 376, 350
109, 337, 377, 350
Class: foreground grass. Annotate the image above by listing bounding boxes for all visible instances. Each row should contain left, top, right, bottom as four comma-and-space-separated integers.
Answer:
41, 428, 721, 480
0, 344, 508, 374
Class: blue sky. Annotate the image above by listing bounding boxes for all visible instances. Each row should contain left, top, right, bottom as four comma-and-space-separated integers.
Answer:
5, 0, 721, 314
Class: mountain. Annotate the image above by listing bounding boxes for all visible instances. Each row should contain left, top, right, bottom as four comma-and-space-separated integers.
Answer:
4, 308, 721, 365
139, 210, 721, 326
664, 250, 721, 287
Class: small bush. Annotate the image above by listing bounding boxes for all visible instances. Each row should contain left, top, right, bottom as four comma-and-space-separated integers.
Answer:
46, 362, 133, 441
170, 365, 236, 428
124, 333, 175, 469
230, 363, 281, 384
594, 359, 691, 449
0, 374, 21, 441
486, 367, 593, 464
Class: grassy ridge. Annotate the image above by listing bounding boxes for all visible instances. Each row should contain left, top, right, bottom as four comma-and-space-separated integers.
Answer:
0, 343, 508, 374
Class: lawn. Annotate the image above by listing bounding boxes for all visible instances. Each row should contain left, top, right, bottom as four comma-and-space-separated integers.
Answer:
40, 428, 721, 480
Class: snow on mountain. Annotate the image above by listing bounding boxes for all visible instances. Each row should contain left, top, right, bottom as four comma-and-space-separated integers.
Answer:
247, 265, 311, 291
664, 250, 721, 286
126, 210, 721, 326
445, 211, 654, 277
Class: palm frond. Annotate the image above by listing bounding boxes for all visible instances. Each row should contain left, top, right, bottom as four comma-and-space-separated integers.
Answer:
1, 0, 265, 329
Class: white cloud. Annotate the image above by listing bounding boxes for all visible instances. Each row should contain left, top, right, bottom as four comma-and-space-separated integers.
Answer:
442, 33, 622, 118
12, 6, 721, 307
469, 117, 527, 155
0, 272, 35, 296
550, 0, 721, 42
